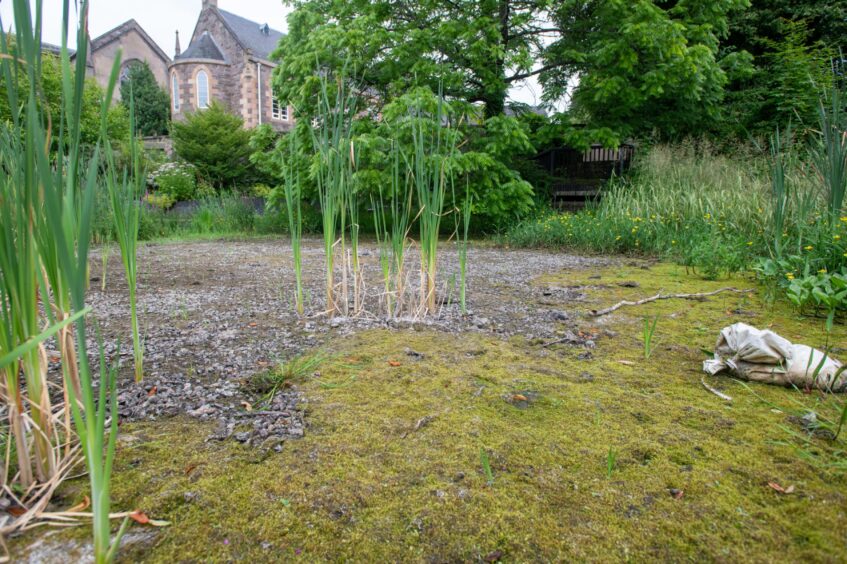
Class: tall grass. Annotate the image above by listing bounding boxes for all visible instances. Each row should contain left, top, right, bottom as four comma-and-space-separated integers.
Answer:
408, 88, 459, 314
0, 0, 131, 559
309, 73, 357, 316
282, 129, 304, 315
105, 86, 143, 382
503, 138, 846, 280
373, 140, 413, 317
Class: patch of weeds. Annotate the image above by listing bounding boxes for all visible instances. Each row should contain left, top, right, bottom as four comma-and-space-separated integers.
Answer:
642, 315, 658, 359
480, 448, 494, 486
245, 353, 326, 405
606, 446, 617, 478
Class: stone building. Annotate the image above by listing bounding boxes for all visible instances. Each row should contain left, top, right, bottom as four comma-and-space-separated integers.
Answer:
76, 19, 171, 101
170, 0, 292, 131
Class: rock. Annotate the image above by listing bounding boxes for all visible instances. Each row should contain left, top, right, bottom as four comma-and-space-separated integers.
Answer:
579, 372, 594, 383
234, 431, 251, 443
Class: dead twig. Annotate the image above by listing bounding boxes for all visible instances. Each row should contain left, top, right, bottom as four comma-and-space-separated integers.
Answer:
701, 377, 732, 401
590, 288, 753, 316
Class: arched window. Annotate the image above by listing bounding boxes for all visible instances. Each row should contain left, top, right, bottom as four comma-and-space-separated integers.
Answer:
172, 73, 180, 112
196, 70, 209, 109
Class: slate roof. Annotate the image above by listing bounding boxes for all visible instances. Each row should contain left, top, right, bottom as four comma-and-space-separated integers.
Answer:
176, 31, 225, 61
218, 9, 284, 60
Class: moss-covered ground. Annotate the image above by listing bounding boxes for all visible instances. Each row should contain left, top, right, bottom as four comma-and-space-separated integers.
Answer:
16, 263, 847, 562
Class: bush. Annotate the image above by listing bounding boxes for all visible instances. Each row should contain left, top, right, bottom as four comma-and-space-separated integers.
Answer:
143, 192, 176, 210
150, 161, 196, 201
171, 101, 255, 189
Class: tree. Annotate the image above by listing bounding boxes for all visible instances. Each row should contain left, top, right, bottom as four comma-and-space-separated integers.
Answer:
119, 61, 170, 136
717, 1, 845, 136
540, 0, 750, 140
0, 51, 128, 145
273, 0, 558, 118
171, 101, 254, 188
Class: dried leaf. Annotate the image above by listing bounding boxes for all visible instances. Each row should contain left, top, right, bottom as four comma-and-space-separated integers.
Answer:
248, 322, 257, 328
67, 495, 90, 513
147, 386, 157, 397
785, 485, 795, 494
388, 361, 401, 367
240, 401, 252, 412
7, 506, 26, 517
767, 482, 785, 493
184, 464, 197, 476
617, 360, 635, 366
129, 510, 150, 524
512, 394, 528, 402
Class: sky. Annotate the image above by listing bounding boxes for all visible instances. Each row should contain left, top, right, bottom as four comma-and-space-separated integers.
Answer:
0, 0, 552, 108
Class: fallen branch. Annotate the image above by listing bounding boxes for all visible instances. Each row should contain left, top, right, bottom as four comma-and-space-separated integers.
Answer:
590, 287, 753, 316
701, 377, 732, 401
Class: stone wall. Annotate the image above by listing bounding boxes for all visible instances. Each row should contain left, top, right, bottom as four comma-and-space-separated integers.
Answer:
90, 28, 170, 100
170, 61, 226, 119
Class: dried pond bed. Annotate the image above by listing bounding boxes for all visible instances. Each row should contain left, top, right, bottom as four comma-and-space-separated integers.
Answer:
17, 239, 847, 562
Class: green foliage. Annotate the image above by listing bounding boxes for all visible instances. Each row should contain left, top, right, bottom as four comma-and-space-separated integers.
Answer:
642, 316, 658, 359
542, 0, 750, 139
502, 139, 847, 287
143, 192, 176, 210
119, 61, 170, 136
274, 0, 556, 119
150, 162, 197, 201
171, 102, 254, 189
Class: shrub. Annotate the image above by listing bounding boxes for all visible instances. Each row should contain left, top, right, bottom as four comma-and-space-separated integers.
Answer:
120, 61, 170, 136
150, 161, 196, 201
143, 192, 176, 210
171, 101, 255, 189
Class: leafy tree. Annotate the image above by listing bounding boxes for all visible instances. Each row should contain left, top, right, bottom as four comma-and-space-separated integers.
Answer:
119, 61, 170, 136
171, 101, 254, 188
541, 0, 750, 140
273, 0, 558, 118
0, 51, 128, 145
718, 1, 845, 136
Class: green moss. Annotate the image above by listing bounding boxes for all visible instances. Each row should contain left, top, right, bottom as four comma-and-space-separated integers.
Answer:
13, 263, 847, 562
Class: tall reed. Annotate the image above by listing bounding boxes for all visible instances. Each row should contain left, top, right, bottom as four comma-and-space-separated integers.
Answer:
458, 187, 472, 314
373, 140, 413, 316
308, 71, 357, 316
282, 128, 304, 315
104, 86, 143, 382
408, 88, 458, 314
812, 87, 847, 221
0, 0, 129, 559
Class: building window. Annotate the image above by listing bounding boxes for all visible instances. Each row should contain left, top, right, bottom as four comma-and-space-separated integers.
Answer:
196, 70, 209, 109
172, 73, 180, 112
272, 97, 288, 121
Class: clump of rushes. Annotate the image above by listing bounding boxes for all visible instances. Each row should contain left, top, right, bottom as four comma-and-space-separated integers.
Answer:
373, 140, 413, 317
309, 71, 358, 316
0, 0, 130, 559
408, 86, 459, 315
455, 181, 472, 315
282, 129, 304, 315
105, 85, 143, 382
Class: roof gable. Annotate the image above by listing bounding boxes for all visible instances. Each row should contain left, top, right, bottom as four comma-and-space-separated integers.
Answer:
217, 9, 284, 61
88, 19, 170, 64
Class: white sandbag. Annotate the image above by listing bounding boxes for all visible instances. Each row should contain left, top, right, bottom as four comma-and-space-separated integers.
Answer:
703, 322, 846, 392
